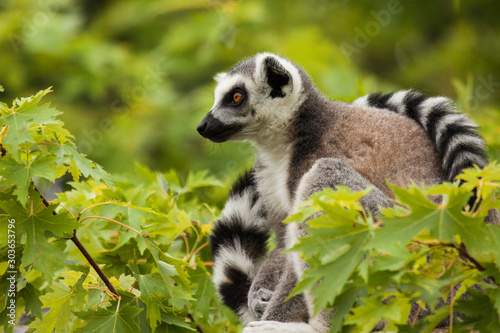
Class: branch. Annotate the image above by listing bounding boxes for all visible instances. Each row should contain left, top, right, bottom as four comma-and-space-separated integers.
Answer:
79, 215, 141, 234
186, 313, 203, 333
34, 185, 120, 299
458, 242, 486, 272
415, 239, 486, 272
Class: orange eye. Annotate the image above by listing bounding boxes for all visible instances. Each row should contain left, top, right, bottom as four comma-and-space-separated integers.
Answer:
233, 92, 242, 104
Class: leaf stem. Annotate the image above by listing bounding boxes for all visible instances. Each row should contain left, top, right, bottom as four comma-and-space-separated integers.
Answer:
182, 233, 190, 258
49, 201, 75, 218
188, 241, 209, 262
77, 200, 114, 221
413, 240, 486, 272
80, 215, 141, 234
0, 125, 8, 143
471, 179, 483, 213
472, 194, 500, 217
458, 242, 486, 272
186, 313, 203, 333
410, 304, 421, 325
449, 279, 454, 333
36, 142, 58, 145
33, 185, 120, 300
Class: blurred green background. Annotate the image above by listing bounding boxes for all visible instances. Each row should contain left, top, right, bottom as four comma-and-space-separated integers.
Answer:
1, 0, 500, 184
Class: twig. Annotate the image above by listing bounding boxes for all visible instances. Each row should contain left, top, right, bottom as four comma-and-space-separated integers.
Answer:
80, 215, 141, 234
188, 241, 210, 260
449, 280, 454, 333
472, 194, 500, 217
413, 240, 486, 272
77, 200, 114, 221
33, 185, 120, 300
0, 125, 8, 143
49, 201, 75, 218
71, 230, 119, 299
411, 304, 421, 325
186, 313, 203, 333
182, 233, 191, 258
189, 261, 214, 268
458, 243, 486, 272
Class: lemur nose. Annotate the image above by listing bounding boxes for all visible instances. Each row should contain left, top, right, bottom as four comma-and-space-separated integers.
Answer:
197, 119, 208, 135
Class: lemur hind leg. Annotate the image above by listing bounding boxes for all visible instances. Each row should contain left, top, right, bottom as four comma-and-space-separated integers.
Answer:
248, 248, 309, 322
244, 158, 394, 332
247, 249, 286, 320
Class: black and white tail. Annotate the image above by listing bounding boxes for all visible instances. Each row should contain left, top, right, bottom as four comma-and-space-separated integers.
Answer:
353, 89, 488, 182
209, 170, 270, 323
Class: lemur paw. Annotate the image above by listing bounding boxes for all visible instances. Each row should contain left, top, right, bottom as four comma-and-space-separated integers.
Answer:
242, 321, 290, 333
248, 288, 273, 319
243, 321, 318, 333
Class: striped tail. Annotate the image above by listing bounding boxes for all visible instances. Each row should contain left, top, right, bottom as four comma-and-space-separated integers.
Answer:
209, 170, 270, 323
352, 89, 488, 182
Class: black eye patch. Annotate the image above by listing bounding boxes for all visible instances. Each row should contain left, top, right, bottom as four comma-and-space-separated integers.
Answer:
223, 86, 247, 106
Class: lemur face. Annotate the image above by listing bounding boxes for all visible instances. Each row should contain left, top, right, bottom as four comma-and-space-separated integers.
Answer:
197, 53, 302, 143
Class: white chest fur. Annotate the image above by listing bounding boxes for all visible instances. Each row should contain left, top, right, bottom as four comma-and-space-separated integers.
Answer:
255, 149, 292, 216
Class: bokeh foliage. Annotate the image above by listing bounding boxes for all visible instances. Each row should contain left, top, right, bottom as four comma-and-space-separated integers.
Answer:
1, 0, 500, 332
1, 0, 499, 177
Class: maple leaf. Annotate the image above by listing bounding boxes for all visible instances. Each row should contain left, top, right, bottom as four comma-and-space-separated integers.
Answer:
455, 290, 500, 332
75, 303, 142, 333
0, 190, 78, 281
0, 88, 60, 161
345, 295, 412, 332
53, 143, 111, 185
373, 183, 487, 249
30, 281, 74, 333
457, 161, 500, 200
289, 189, 375, 314
0, 155, 57, 206
19, 283, 43, 319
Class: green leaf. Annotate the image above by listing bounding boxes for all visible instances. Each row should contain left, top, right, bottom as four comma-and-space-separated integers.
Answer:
291, 213, 374, 313
419, 305, 451, 333
133, 273, 165, 329
19, 283, 43, 319
54, 144, 112, 185
345, 295, 412, 333
1, 88, 60, 161
457, 161, 500, 199
0, 190, 78, 281
68, 159, 82, 183
30, 281, 74, 333
139, 236, 190, 289
190, 257, 217, 321
485, 225, 500, 265
1, 155, 57, 206
128, 247, 194, 330
329, 285, 365, 333
75, 303, 142, 333
185, 170, 223, 190
455, 290, 500, 332
374, 183, 486, 248
161, 312, 196, 331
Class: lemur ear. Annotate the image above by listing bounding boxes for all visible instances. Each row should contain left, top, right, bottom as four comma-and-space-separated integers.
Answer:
214, 72, 227, 82
262, 56, 293, 98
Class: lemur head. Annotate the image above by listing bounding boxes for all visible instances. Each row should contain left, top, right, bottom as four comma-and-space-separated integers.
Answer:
197, 53, 304, 144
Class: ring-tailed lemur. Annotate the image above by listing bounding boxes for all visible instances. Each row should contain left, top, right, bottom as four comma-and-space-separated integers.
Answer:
198, 53, 498, 332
